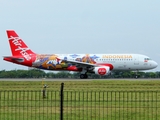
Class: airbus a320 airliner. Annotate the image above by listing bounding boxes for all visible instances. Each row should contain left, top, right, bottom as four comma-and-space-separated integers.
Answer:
3, 30, 158, 79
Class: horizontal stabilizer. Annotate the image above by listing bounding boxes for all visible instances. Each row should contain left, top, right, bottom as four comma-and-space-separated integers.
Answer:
3, 56, 24, 62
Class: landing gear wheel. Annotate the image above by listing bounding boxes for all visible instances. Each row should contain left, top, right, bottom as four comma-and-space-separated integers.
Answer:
80, 74, 88, 79
80, 74, 85, 79
84, 74, 88, 79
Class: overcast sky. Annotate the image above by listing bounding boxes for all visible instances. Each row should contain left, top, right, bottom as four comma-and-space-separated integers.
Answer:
0, 0, 160, 72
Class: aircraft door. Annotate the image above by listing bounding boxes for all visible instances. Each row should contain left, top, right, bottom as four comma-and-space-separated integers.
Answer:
134, 56, 139, 65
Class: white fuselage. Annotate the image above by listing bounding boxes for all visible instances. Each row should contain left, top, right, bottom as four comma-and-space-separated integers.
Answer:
57, 54, 158, 71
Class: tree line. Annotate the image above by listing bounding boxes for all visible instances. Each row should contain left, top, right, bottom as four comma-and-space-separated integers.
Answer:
0, 69, 159, 79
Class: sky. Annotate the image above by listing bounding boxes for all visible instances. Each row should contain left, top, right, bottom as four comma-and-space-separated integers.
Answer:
0, 0, 160, 72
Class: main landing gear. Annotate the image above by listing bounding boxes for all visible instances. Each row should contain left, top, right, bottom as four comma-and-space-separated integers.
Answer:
80, 68, 89, 79
80, 74, 88, 79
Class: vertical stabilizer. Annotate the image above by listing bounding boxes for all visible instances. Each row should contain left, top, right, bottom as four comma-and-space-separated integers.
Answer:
6, 30, 35, 61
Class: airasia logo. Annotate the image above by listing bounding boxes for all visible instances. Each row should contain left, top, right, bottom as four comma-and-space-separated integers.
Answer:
98, 68, 106, 75
9, 36, 31, 61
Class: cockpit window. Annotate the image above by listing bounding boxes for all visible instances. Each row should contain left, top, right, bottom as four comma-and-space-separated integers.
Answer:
144, 58, 152, 61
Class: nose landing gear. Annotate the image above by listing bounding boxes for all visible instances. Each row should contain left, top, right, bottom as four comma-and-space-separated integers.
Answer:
134, 70, 139, 79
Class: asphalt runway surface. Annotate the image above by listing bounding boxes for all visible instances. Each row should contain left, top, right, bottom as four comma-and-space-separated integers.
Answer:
0, 78, 160, 81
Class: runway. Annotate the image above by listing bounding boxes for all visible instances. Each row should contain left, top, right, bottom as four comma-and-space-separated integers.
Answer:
0, 78, 160, 81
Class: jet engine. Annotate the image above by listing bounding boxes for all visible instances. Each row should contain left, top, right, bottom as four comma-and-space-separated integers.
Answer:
94, 66, 111, 76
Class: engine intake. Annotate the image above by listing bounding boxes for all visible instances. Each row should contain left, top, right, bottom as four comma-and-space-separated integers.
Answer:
94, 66, 111, 76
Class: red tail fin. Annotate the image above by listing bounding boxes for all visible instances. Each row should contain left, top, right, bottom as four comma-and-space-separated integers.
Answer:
7, 30, 35, 60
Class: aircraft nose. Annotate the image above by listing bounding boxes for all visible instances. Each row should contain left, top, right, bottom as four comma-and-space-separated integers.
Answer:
152, 61, 158, 68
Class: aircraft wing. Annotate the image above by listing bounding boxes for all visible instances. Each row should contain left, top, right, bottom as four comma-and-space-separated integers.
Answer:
58, 57, 114, 70
58, 58, 98, 68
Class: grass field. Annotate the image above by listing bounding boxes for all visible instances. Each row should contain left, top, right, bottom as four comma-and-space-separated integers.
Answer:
1, 79, 160, 91
0, 79, 160, 120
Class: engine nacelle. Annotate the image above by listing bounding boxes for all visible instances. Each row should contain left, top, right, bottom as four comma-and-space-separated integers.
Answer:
94, 66, 111, 76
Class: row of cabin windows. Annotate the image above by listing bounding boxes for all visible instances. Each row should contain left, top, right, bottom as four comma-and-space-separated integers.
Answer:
96, 59, 133, 61
69, 59, 133, 61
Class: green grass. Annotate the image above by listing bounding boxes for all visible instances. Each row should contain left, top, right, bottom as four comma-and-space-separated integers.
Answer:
0, 79, 160, 91
0, 79, 160, 120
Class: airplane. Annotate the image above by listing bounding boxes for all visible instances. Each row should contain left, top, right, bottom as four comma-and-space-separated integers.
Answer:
3, 30, 158, 79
